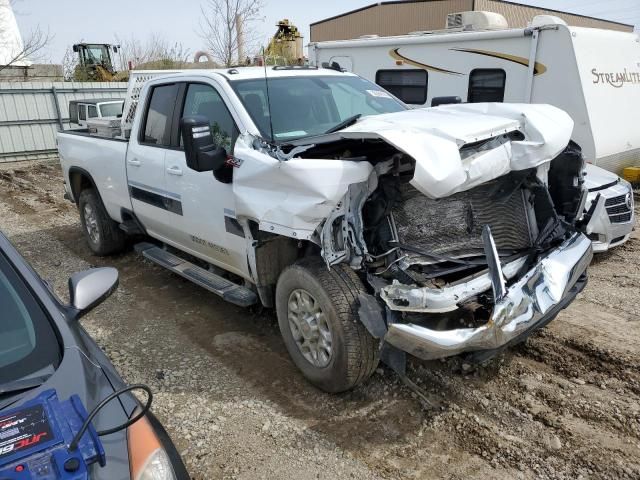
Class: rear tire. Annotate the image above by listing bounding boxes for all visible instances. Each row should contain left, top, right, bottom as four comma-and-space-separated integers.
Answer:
78, 188, 125, 256
276, 257, 379, 393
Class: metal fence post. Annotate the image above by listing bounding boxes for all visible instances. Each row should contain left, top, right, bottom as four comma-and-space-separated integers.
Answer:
51, 85, 64, 131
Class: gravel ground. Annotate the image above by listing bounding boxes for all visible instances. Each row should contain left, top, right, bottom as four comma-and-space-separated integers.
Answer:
1, 160, 639, 479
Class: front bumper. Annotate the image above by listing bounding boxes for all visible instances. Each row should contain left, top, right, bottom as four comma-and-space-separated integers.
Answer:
383, 232, 593, 361
585, 182, 635, 253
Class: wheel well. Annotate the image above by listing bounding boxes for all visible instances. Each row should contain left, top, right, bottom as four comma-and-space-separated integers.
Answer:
69, 169, 95, 204
252, 228, 320, 307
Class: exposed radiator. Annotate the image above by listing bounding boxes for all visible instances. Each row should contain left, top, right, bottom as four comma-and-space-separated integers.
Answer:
392, 180, 533, 257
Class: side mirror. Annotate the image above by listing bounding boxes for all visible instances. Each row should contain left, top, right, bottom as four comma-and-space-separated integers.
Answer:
68, 267, 118, 319
431, 96, 462, 107
72, 44, 79, 53
180, 115, 228, 172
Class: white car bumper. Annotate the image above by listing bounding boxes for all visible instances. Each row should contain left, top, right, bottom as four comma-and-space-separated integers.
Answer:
584, 179, 635, 253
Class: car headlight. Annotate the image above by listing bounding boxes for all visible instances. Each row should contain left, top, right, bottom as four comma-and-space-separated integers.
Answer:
128, 414, 177, 480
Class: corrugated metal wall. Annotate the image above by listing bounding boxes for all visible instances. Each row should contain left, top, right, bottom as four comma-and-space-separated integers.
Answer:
475, 0, 633, 32
311, 0, 473, 42
0, 82, 127, 163
310, 0, 633, 42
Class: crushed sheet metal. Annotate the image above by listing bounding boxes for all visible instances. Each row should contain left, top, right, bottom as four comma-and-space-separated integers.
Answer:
233, 134, 373, 239
383, 233, 593, 360
380, 256, 527, 313
286, 103, 573, 200
232, 103, 572, 242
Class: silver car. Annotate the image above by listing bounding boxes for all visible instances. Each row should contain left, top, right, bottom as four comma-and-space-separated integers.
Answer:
583, 164, 635, 252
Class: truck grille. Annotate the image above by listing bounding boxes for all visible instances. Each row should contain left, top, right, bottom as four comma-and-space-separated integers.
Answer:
392, 179, 532, 257
605, 194, 632, 224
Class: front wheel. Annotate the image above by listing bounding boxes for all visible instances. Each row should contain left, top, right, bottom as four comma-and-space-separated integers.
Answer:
78, 189, 125, 256
276, 258, 379, 393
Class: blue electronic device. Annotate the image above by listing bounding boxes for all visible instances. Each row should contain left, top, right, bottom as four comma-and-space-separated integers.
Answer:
0, 389, 105, 480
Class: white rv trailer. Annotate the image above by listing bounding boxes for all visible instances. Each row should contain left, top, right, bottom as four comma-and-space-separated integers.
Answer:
309, 13, 640, 174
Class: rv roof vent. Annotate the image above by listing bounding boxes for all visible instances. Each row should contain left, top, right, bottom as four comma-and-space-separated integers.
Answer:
358, 34, 379, 39
446, 11, 508, 31
446, 13, 464, 29
530, 15, 567, 28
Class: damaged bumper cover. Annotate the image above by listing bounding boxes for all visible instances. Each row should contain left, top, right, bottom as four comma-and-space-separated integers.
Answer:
383, 232, 593, 361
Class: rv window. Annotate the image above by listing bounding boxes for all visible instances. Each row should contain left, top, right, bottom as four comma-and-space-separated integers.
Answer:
468, 69, 506, 103
375, 69, 427, 105
88, 105, 98, 118
78, 105, 87, 121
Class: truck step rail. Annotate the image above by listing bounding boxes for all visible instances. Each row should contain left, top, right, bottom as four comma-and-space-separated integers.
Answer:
135, 243, 258, 307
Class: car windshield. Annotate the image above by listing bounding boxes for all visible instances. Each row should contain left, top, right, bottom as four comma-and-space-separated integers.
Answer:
99, 102, 123, 118
0, 251, 59, 385
232, 75, 406, 142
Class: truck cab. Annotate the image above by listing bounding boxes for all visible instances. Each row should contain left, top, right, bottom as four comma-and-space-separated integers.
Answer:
57, 67, 592, 393
69, 99, 124, 128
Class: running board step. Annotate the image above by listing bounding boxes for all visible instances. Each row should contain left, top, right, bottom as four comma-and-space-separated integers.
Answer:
135, 243, 257, 307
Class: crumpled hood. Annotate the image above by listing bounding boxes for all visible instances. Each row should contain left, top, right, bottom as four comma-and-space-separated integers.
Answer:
234, 103, 574, 240
295, 103, 574, 199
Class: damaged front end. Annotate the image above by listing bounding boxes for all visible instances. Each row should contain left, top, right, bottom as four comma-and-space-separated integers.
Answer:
307, 105, 592, 363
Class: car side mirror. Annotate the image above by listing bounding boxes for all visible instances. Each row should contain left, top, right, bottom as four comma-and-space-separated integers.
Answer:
180, 115, 228, 172
431, 96, 462, 107
68, 267, 118, 319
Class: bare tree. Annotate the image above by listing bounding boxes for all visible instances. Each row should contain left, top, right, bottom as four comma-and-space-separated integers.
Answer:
199, 0, 264, 67
114, 33, 191, 71
60, 45, 78, 81
0, 0, 51, 71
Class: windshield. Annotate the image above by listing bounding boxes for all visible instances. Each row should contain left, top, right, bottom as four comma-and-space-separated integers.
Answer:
0, 252, 59, 385
84, 45, 110, 66
99, 102, 123, 118
232, 75, 406, 141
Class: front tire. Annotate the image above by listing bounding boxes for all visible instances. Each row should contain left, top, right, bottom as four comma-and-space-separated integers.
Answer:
276, 258, 379, 393
78, 189, 125, 256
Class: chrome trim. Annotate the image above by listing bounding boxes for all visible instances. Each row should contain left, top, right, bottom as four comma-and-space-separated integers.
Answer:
383, 233, 593, 360
380, 256, 527, 313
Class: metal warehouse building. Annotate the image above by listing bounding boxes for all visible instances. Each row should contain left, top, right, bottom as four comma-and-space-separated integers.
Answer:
310, 0, 633, 42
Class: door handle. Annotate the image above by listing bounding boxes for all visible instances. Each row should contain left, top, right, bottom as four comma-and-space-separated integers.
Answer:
127, 158, 141, 166
166, 166, 183, 176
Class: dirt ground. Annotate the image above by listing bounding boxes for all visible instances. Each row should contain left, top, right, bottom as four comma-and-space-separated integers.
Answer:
1, 160, 639, 480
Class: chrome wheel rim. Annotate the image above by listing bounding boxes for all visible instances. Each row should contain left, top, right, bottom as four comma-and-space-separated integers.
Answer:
83, 203, 100, 244
287, 289, 332, 368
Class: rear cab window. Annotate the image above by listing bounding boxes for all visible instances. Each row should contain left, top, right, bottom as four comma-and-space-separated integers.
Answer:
141, 83, 180, 146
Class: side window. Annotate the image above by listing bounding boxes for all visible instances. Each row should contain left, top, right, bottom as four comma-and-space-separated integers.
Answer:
88, 105, 98, 118
78, 105, 87, 121
376, 69, 428, 105
182, 83, 238, 152
142, 84, 179, 146
468, 69, 506, 103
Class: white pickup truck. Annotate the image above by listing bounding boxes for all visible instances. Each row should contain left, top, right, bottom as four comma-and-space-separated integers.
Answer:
58, 66, 592, 392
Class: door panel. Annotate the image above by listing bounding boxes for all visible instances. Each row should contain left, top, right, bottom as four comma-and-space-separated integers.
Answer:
164, 82, 248, 277
126, 83, 179, 239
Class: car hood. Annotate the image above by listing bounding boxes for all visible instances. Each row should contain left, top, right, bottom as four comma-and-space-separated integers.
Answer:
289, 103, 574, 199
584, 163, 620, 191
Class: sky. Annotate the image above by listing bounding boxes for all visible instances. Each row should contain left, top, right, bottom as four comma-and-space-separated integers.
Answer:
11, 0, 640, 64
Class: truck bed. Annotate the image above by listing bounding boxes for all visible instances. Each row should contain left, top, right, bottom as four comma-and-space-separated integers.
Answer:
57, 129, 132, 222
